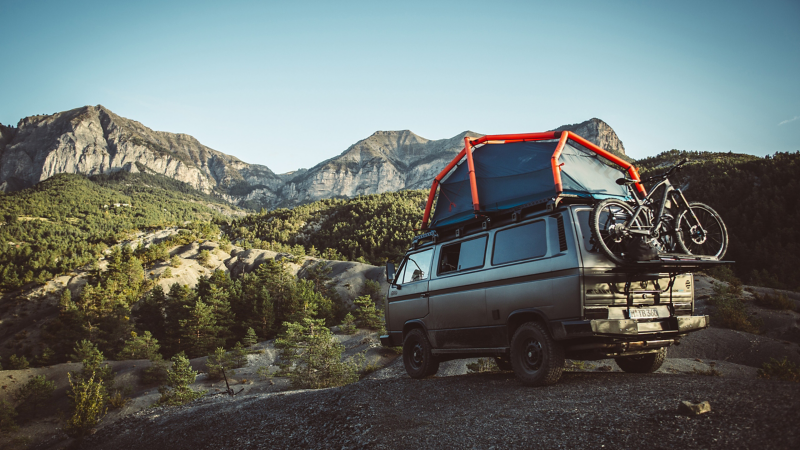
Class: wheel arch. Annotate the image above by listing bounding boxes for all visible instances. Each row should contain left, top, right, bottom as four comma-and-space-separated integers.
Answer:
507, 309, 552, 344
402, 319, 428, 341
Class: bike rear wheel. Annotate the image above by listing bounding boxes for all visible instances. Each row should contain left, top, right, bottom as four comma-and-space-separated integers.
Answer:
590, 199, 644, 265
676, 202, 728, 259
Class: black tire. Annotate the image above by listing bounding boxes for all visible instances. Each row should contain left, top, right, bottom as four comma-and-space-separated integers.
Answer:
494, 355, 513, 371
590, 199, 643, 265
614, 348, 667, 373
402, 329, 439, 378
510, 322, 565, 386
676, 202, 728, 259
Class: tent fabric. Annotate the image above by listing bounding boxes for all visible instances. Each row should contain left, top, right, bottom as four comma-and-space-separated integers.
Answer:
429, 140, 629, 229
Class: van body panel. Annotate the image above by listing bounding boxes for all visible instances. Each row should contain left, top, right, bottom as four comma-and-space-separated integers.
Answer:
383, 205, 711, 361
387, 280, 429, 333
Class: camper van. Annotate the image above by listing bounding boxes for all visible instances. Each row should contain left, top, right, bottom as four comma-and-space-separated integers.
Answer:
379, 131, 719, 386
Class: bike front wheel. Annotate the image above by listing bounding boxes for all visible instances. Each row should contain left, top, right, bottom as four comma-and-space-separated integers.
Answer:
676, 202, 728, 259
590, 199, 643, 265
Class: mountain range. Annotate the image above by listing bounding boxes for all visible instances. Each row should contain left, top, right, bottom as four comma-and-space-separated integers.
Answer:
0, 105, 627, 209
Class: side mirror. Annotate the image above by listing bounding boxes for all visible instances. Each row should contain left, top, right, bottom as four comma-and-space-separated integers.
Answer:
385, 262, 396, 284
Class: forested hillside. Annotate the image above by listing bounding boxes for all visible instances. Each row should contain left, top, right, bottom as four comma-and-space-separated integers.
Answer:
0, 172, 238, 292
638, 150, 800, 290
225, 190, 429, 265
226, 150, 800, 291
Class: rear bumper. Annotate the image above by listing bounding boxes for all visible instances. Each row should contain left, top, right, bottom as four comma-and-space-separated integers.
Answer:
590, 315, 709, 336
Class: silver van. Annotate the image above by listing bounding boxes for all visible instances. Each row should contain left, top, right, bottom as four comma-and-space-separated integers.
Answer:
380, 204, 712, 386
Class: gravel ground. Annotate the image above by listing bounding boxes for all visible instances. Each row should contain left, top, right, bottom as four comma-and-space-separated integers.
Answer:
81, 369, 800, 450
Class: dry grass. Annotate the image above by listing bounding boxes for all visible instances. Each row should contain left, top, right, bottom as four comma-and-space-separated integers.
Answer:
754, 291, 796, 311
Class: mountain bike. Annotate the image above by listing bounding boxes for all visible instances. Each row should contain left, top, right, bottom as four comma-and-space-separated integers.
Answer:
589, 159, 728, 265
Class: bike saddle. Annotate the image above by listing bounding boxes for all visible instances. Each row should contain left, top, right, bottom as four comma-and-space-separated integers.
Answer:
615, 177, 637, 185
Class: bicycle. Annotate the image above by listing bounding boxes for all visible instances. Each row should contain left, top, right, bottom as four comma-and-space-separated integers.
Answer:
589, 158, 728, 265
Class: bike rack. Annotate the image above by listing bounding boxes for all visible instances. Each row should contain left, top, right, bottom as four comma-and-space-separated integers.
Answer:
607, 258, 733, 318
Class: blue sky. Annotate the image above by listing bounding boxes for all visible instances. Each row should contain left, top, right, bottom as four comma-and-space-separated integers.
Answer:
1, 0, 798, 173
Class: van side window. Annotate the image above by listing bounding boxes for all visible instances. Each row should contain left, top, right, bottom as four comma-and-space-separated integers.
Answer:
492, 220, 547, 265
439, 236, 487, 275
397, 248, 434, 284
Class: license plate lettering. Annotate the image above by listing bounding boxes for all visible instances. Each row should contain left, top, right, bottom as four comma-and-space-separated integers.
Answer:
629, 308, 659, 319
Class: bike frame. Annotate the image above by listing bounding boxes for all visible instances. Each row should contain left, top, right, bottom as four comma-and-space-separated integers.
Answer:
624, 177, 696, 239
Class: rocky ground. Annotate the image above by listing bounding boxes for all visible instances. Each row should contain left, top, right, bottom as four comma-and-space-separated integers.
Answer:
2, 240, 800, 449
79, 367, 799, 450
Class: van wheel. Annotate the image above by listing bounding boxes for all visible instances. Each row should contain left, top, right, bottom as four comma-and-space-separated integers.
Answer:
403, 329, 440, 378
510, 322, 565, 386
615, 348, 667, 373
494, 355, 513, 371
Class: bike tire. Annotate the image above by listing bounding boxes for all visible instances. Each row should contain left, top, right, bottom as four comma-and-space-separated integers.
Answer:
676, 202, 728, 259
590, 199, 639, 265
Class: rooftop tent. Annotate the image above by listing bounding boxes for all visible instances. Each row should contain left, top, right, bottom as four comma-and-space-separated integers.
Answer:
423, 132, 641, 231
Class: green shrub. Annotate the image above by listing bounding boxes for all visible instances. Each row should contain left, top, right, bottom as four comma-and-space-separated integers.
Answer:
758, 357, 800, 382
65, 372, 107, 439
141, 355, 169, 386
157, 353, 205, 406
197, 250, 211, 267
0, 399, 18, 434
466, 358, 500, 374
256, 366, 271, 381
117, 331, 161, 360
754, 291, 796, 310
705, 265, 741, 286
107, 387, 131, 409
36, 347, 55, 366
7, 354, 29, 370
275, 318, 359, 389
169, 255, 181, 268
708, 284, 761, 333
12, 375, 55, 420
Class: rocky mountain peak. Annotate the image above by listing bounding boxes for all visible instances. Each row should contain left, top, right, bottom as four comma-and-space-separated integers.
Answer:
553, 117, 626, 156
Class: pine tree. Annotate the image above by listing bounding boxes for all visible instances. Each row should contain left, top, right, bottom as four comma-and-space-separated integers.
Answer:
275, 317, 359, 389
12, 375, 56, 420
353, 295, 382, 330
117, 331, 161, 360
179, 301, 222, 358
157, 353, 205, 406
243, 327, 258, 347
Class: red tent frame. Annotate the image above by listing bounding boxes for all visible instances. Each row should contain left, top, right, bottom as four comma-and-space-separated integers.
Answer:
419, 131, 644, 230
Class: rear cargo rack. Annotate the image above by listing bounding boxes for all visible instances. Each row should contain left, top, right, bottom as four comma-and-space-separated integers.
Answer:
607, 258, 732, 317
606, 257, 732, 275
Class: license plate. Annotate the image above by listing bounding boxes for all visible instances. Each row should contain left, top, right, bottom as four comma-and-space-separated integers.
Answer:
629, 308, 659, 319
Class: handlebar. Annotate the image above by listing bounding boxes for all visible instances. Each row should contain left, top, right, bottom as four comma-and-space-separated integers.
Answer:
616, 158, 689, 186
643, 158, 689, 182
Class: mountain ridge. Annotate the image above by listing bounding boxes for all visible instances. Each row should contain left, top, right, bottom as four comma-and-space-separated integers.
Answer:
0, 106, 627, 209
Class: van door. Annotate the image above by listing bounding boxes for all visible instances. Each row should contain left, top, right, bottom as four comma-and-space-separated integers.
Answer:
386, 248, 434, 333
427, 235, 490, 349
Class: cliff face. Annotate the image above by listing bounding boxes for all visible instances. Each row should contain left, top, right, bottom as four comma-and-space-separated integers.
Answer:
0, 106, 626, 209
553, 118, 627, 159
0, 105, 279, 194
240, 130, 483, 208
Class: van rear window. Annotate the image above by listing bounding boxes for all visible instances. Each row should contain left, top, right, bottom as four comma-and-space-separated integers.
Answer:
492, 221, 547, 265
438, 236, 487, 275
